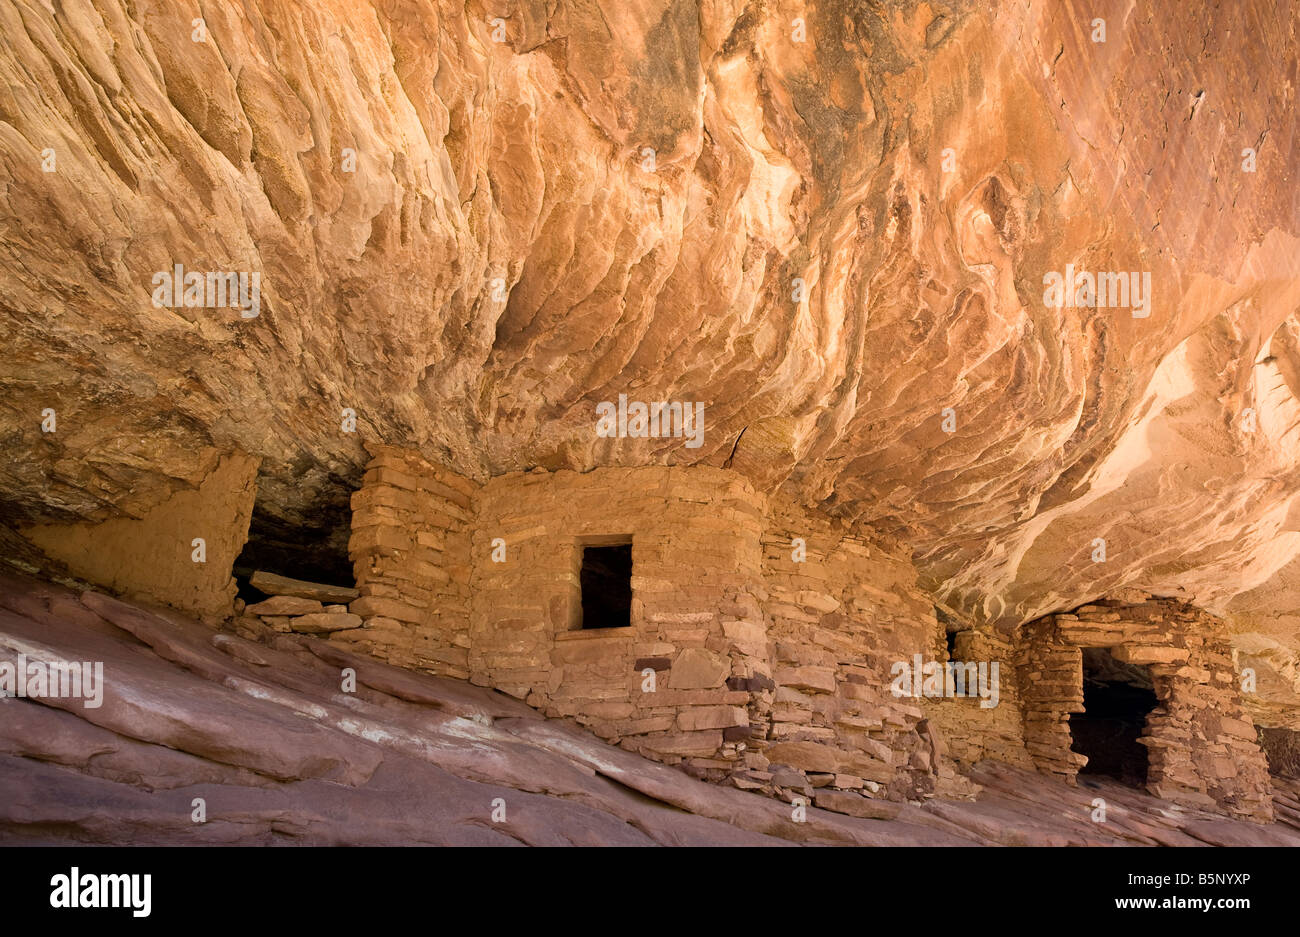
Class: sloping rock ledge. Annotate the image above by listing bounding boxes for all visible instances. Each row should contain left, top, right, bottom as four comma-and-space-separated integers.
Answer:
2, 572, 1298, 847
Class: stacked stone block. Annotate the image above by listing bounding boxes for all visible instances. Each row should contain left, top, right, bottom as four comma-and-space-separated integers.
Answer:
1019, 599, 1274, 821
244, 594, 362, 634
335, 444, 476, 678
924, 628, 1033, 770
468, 466, 768, 780
1015, 615, 1087, 778
754, 499, 975, 805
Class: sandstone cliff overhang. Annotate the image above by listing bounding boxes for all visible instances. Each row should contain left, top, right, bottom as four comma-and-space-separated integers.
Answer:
1, 0, 1296, 648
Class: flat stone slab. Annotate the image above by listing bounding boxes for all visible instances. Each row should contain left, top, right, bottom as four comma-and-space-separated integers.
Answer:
249, 571, 359, 603
289, 612, 363, 634
245, 595, 323, 616
814, 789, 903, 820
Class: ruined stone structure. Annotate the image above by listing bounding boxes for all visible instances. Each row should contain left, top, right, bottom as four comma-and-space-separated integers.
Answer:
1018, 602, 1274, 821
324, 445, 970, 810
3, 0, 1300, 849
232, 443, 1272, 822
20, 439, 1276, 822
924, 628, 1033, 772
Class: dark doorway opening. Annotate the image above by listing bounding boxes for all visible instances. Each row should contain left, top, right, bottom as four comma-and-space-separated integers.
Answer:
233, 495, 354, 603
579, 543, 632, 629
1070, 647, 1158, 787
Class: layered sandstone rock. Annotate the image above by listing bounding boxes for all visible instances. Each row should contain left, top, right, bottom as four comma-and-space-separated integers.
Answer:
4, 574, 1300, 845
2, 0, 1300, 828
2, 0, 1298, 664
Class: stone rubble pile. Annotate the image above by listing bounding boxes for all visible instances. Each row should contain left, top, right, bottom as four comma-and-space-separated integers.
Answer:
235, 571, 361, 636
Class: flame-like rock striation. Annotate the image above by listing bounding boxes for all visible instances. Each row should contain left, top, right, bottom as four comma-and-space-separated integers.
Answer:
0, 3, 1298, 710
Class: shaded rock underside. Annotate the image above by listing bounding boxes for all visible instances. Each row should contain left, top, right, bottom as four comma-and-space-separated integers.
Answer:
0, 0, 1298, 661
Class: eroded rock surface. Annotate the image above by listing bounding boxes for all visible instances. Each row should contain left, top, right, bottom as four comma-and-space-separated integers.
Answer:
1, 6, 1298, 714
2, 574, 1299, 846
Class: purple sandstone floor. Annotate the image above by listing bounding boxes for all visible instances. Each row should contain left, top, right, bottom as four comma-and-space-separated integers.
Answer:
2, 571, 1298, 847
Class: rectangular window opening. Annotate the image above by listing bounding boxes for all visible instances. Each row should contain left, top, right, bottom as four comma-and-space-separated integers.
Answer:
579, 542, 633, 630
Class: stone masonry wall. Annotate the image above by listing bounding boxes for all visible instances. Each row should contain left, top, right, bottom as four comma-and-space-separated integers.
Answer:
469, 466, 769, 780
924, 628, 1032, 771
323, 447, 1273, 821
1016, 614, 1086, 779
755, 498, 977, 807
335, 444, 477, 677
1019, 598, 1274, 821
326, 451, 1014, 810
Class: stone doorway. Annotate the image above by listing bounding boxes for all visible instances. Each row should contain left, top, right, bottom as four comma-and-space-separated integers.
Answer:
1018, 601, 1275, 819
1069, 648, 1158, 787
233, 501, 354, 602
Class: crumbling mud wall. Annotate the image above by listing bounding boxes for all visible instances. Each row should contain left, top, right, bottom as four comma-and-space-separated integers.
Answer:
1018, 600, 1274, 821
20, 450, 258, 620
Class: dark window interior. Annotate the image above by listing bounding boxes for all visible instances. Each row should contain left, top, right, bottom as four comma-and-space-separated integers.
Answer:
580, 544, 632, 629
1070, 647, 1158, 787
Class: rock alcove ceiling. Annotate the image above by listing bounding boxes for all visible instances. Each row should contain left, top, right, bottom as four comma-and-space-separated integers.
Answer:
0, 1, 1298, 719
